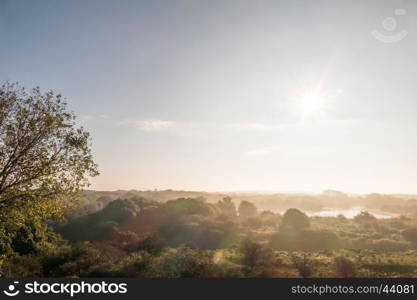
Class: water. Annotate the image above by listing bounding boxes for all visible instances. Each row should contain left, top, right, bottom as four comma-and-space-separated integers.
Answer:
305, 207, 397, 219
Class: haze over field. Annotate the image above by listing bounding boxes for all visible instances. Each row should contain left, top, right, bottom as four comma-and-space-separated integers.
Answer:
2, 0, 417, 194
4, 0, 417, 280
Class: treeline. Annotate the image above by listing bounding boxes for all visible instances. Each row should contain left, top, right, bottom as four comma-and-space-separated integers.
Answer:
79, 190, 417, 218
3, 196, 417, 277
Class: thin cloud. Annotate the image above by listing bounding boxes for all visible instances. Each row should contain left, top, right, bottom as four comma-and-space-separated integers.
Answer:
80, 117, 288, 134
227, 122, 282, 131
79, 115, 178, 132
79, 114, 109, 121
133, 120, 176, 131
246, 148, 273, 156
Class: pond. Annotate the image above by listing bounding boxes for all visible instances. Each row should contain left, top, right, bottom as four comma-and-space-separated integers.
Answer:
304, 207, 398, 219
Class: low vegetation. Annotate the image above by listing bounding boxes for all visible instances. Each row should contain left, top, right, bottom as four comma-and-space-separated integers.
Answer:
3, 194, 417, 278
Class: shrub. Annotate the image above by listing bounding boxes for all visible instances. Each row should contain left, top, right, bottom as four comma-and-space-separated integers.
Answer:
1, 254, 43, 277
241, 239, 275, 277
280, 209, 310, 232
114, 251, 157, 277
238, 201, 258, 219
137, 235, 166, 255
402, 227, 417, 246
370, 239, 411, 252
291, 253, 317, 278
160, 247, 220, 278
354, 211, 377, 223
164, 198, 212, 217
334, 256, 356, 278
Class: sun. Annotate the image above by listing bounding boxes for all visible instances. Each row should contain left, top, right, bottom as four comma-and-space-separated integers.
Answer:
298, 89, 325, 117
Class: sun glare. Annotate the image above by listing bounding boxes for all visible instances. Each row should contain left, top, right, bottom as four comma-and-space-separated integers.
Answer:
298, 89, 325, 117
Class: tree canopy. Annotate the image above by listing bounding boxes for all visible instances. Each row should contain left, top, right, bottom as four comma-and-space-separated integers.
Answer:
280, 208, 310, 232
0, 82, 98, 253
238, 200, 257, 218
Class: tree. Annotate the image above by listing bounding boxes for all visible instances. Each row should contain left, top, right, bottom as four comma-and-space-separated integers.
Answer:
238, 200, 257, 219
353, 211, 376, 223
217, 196, 236, 217
259, 210, 280, 227
241, 239, 274, 277
163, 198, 211, 217
280, 208, 310, 232
0, 82, 99, 253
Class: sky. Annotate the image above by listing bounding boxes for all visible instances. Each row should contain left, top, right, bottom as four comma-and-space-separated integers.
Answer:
1, 0, 417, 194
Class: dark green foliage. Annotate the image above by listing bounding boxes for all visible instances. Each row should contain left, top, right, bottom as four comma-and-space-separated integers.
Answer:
402, 227, 417, 246
241, 239, 275, 277
115, 251, 157, 277
259, 211, 281, 227
160, 247, 220, 278
217, 197, 237, 217
42, 242, 123, 277
10, 222, 57, 255
98, 199, 141, 222
4, 192, 417, 278
58, 197, 157, 241
163, 198, 212, 217
362, 262, 417, 275
270, 229, 341, 251
238, 201, 257, 219
354, 211, 377, 223
280, 208, 310, 232
157, 215, 240, 249
137, 235, 166, 255
0, 83, 99, 258
352, 238, 411, 252
291, 253, 317, 278
1, 254, 44, 277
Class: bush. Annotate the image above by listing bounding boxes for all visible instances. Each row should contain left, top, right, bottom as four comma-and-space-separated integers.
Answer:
157, 216, 240, 249
160, 247, 220, 278
44, 242, 121, 277
238, 201, 258, 219
291, 253, 317, 278
354, 211, 377, 223
259, 211, 281, 228
137, 235, 166, 255
114, 251, 157, 277
280, 209, 310, 232
402, 227, 417, 246
58, 198, 147, 242
1, 254, 43, 277
370, 239, 411, 252
270, 229, 341, 251
241, 239, 275, 277
217, 197, 237, 218
163, 198, 212, 217
334, 256, 356, 278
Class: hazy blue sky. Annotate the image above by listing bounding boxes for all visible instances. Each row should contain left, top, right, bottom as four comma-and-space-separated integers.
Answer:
1, 0, 417, 193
